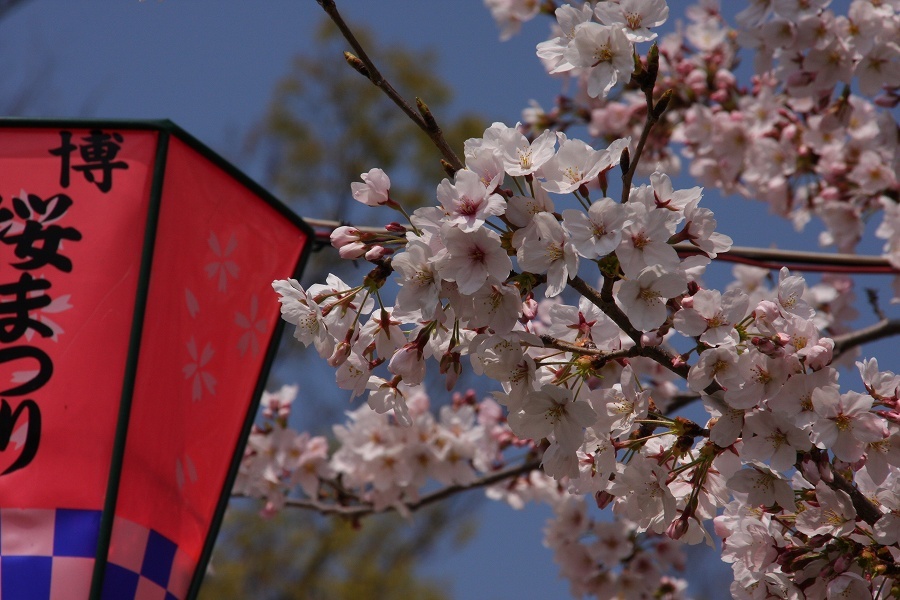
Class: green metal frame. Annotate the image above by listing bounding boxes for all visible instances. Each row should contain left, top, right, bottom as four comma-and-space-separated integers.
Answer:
0, 118, 314, 600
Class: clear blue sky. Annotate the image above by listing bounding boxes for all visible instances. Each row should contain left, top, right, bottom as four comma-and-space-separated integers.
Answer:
0, 1, 888, 598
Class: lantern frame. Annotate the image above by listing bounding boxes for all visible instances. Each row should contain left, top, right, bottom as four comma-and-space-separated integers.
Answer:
0, 118, 313, 600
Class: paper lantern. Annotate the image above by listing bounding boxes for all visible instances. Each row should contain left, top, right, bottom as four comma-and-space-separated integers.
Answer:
0, 119, 313, 599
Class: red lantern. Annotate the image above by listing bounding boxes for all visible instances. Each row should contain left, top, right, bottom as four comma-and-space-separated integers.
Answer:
0, 119, 312, 599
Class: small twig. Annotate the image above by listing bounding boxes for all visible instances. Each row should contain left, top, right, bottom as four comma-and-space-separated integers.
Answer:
315, 0, 465, 172
866, 288, 886, 320
273, 457, 542, 518
621, 89, 671, 203
537, 335, 641, 363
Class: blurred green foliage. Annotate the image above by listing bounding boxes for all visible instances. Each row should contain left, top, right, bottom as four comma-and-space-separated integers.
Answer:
200, 503, 475, 600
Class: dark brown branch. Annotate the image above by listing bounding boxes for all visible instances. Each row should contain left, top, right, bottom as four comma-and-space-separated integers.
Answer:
315, 0, 465, 172
270, 457, 542, 518
831, 470, 882, 526
568, 275, 691, 382
831, 318, 900, 357
675, 243, 898, 274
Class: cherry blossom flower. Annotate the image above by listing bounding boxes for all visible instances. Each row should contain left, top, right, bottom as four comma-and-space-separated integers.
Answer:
795, 481, 857, 538
272, 278, 334, 357
497, 125, 557, 176
516, 212, 579, 297
727, 462, 795, 510
436, 168, 506, 232
509, 384, 596, 453
594, 0, 669, 42
539, 133, 613, 194
564, 22, 634, 98
810, 387, 885, 462
741, 410, 811, 471
616, 202, 681, 278
561, 197, 630, 259
365, 377, 415, 427
614, 264, 687, 331
536, 3, 595, 73
609, 455, 677, 534
674, 288, 748, 346
434, 225, 512, 294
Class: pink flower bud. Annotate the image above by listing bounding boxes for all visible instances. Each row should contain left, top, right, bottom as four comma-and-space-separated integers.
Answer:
388, 343, 426, 385
686, 69, 707, 94
714, 68, 736, 90
338, 241, 366, 259
666, 517, 690, 540
641, 331, 664, 347
385, 222, 407, 233
365, 245, 392, 261
753, 300, 781, 333
595, 490, 615, 509
350, 168, 391, 206
680, 294, 694, 309
805, 339, 834, 371
330, 225, 361, 246
521, 298, 539, 322
328, 341, 351, 367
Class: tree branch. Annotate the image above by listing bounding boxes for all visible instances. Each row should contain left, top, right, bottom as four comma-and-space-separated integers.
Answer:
271, 457, 542, 518
315, 0, 465, 172
831, 318, 900, 357
831, 469, 882, 526
675, 243, 898, 274
303, 217, 898, 275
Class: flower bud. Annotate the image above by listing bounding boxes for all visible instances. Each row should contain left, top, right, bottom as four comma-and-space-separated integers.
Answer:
665, 516, 690, 541
351, 168, 391, 206
521, 297, 539, 322
388, 343, 426, 385
330, 225, 361, 246
641, 331, 664, 347
595, 490, 615, 509
365, 245, 392, 261
327, 341, 351, 367
805, 339, 834, 371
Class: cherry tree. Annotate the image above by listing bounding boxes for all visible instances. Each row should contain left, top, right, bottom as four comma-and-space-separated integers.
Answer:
238, 1, 900, 597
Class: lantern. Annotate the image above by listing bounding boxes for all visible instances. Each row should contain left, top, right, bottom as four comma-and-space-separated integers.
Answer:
0, 119, 313, 599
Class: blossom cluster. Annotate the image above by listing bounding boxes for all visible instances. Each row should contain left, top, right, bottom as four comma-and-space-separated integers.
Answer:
251, 0, 900, 597
238, 384, 694, 598
516, 0, 900, 279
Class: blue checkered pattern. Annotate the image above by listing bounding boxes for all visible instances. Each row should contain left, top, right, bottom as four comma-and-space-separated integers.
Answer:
0, 509, 191, 600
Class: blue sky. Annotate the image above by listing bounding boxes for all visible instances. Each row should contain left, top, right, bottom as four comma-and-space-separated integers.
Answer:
1, 1, 890, 598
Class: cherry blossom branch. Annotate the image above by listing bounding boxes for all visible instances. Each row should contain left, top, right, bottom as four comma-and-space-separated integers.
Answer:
315, 0, 465, 172
568, 275, 691, 382
537, 335, 643, 364
621, 105, 660, 204
831, 469, 882, 526
271, 457, 542, 518
675, 244, 899, 275
304, 217, 899, 275
831, 318, 900, 357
